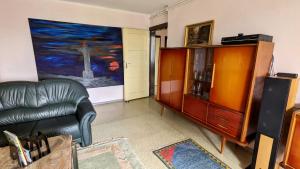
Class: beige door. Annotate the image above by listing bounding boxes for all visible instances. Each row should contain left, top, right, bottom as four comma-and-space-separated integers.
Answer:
123, 28, 150, 101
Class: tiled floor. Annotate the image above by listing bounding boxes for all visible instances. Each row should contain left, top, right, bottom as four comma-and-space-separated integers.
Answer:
91, 98, 252, 169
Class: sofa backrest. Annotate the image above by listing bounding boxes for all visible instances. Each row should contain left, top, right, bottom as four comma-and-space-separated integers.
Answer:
0, 79, 89, 125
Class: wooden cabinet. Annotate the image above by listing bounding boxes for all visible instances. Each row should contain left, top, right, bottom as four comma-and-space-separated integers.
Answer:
282, 110, 300, 169
157, 48, 187, 111
157, 42, 274, 153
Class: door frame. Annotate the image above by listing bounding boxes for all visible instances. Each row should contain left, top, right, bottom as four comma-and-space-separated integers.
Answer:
148, 22, 168, 97
149, 33, 161, 96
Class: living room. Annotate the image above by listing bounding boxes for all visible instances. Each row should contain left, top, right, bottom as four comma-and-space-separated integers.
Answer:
0, 0, 299, 168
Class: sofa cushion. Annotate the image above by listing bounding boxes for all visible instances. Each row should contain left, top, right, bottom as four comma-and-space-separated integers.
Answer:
0, 121, 36, 146
0, 115, 80, 147
0, 79, 89, 112
36, 80, 88, 107
0, 103, 77, 125
32, 115, 81, 140
0, 83, 37, 110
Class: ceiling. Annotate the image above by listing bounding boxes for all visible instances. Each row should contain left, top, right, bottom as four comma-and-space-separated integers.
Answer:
62, 0, 178, 14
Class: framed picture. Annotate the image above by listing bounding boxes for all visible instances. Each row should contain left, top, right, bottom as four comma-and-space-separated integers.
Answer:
28, 18, 124, 88
184, 20, 214, 47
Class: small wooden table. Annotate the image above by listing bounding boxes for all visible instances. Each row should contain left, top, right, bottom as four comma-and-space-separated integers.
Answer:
0, 135, 78, 169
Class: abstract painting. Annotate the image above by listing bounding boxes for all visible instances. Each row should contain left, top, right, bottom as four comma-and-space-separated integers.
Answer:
28, 18, 124, 88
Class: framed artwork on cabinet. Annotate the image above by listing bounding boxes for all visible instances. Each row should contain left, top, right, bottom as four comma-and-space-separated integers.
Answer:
184, 20, 214, 47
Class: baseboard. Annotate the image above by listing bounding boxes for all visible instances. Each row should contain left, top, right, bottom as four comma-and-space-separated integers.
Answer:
92, 99, 124, 105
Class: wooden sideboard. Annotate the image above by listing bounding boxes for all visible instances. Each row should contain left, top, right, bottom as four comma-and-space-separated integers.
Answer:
156, 42, 274, 153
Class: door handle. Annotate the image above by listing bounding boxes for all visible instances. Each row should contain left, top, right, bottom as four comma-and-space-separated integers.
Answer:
211, 63, 216, 88
125, 62, 131, 69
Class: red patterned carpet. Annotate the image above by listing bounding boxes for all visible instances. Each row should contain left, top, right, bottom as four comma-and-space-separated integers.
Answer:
153, 139, 230, 169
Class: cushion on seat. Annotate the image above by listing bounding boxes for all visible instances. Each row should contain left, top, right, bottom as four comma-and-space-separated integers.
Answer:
0, 79, 89, 112
0, 121, 37, 146
0, 115, 80, 147
0, 103, 77, 125
32, 115, 81, 140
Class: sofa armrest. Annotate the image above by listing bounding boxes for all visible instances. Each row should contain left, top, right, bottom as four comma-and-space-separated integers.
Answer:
76, 98, 96, 146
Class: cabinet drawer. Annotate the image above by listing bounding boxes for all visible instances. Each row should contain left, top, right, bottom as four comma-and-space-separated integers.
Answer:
207, 105, 243, 138
183, 95, 207, 122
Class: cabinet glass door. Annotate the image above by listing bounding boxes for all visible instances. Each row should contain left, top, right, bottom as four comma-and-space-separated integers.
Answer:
187, 48, 214, 100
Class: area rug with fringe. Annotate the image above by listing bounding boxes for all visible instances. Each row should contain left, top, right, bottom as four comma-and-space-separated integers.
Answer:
77, 138, 144, 169
153, 139, 231, 169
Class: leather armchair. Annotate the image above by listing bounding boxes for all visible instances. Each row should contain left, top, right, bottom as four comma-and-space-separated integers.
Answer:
0, 79, 96, 147
76, 98, 96, 146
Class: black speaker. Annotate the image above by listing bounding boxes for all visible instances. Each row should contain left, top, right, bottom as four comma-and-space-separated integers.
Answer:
250, 77, 296, 169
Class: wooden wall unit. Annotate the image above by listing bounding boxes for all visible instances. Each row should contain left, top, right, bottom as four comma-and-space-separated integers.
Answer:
157, 42, 274, 153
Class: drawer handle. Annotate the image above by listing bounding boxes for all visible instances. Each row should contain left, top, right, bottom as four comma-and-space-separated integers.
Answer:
217, 124, 228, 130
219, 117, 228, 124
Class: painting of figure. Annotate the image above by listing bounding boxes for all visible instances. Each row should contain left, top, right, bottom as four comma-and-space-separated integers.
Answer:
28, 18, 124, 88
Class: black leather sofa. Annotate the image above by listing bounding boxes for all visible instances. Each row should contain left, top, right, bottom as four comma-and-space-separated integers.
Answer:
0, 79, 96, 147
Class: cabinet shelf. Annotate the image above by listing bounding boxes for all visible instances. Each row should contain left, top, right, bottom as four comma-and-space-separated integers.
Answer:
193, 80, 211, 83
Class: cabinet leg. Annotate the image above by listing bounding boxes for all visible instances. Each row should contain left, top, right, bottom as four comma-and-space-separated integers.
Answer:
160, 106, 165, 116
220, 137, 226, 154
234, 143, 239, 150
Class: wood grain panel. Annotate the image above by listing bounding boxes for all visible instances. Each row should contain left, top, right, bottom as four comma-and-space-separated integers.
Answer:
0, 135, 72, 169
255, 134, 273, 169
240, 41, 274, 143
169, 49, 187, 110
287, 115, 300, 168
159, 49, 173, 105
210, 46, 256, 112
286, 79, 299, 110
207, 104, 243, 138
183, 94, 208, 122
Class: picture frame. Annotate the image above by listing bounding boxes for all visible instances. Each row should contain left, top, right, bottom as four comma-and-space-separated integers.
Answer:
184, 20, 214, 47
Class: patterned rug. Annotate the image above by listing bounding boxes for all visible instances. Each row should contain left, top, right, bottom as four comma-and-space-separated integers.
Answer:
77, 138, 144, 169
153, 139, 231, 169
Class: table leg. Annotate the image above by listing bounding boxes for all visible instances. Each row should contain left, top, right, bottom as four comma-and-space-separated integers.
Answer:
72, 142, 79, 169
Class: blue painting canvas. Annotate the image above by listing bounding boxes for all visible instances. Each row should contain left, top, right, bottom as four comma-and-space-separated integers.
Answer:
28, 18, 124, 88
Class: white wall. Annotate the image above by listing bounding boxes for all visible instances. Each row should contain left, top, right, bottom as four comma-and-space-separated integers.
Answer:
167, 0, 300, 102
155, 29, 168, 47
0, 0, 149, 104
150, 13, 168, 27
